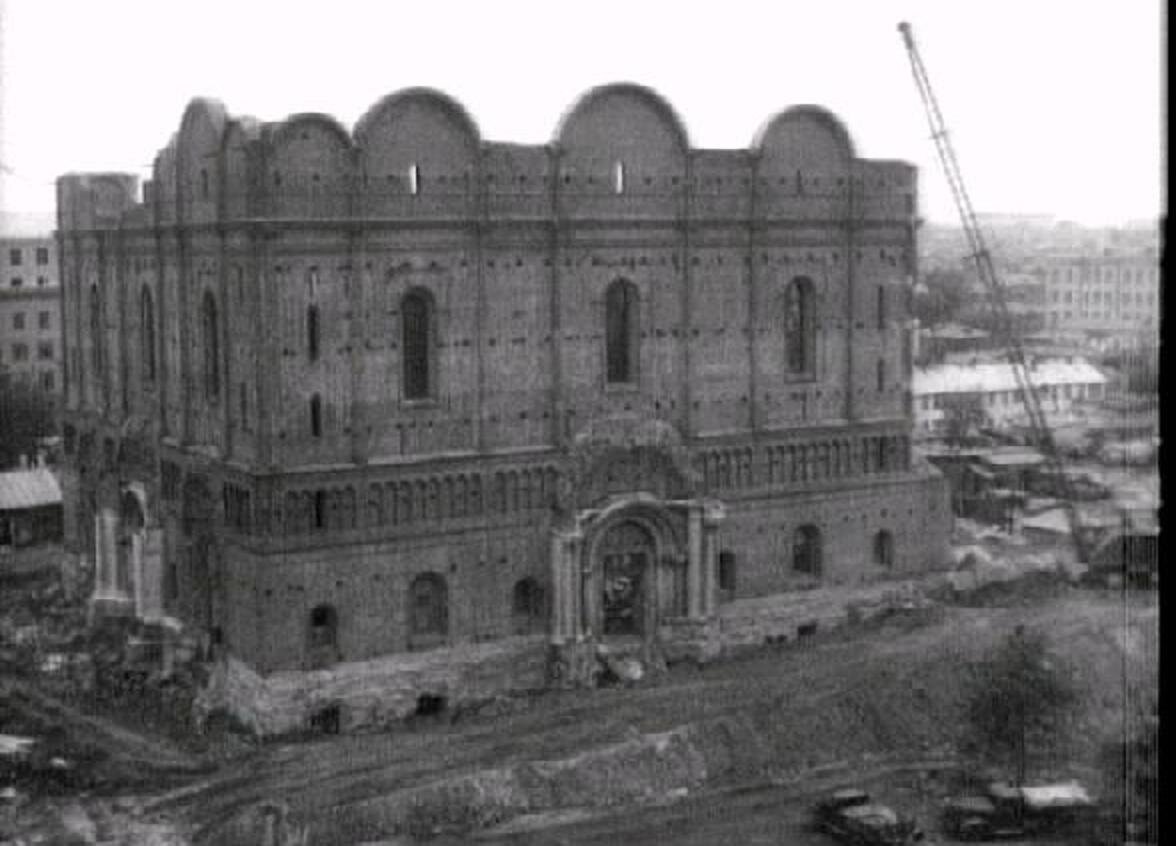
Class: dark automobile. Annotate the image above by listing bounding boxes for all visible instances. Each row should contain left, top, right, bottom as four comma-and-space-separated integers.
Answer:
813, 788, 924, 845
942, 781, 1096, 840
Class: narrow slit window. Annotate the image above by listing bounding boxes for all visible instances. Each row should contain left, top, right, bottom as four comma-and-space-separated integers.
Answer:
408, 164, 420, 196
877, 284, 886, 330
307, 305, 320, 362
613, 161, 625, 194
310, 394, 322, 437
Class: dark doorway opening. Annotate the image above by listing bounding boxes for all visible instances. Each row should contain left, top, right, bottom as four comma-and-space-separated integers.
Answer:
415, 694, 447, 717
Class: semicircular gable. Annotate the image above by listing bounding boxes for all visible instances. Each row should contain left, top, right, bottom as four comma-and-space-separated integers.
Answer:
554, 82, 689, 157
272, 112, 353, 151
354, 87, 479, 174
753, 105, 855, 170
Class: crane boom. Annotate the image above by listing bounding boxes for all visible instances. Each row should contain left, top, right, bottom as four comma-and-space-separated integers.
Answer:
897, 22, 1090, 565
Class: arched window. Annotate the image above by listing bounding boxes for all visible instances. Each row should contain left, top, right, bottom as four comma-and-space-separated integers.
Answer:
140, 286, 156, 382
409, 573, 448, 639
784, 278, 815, 375
310, 394, 322, 437
605, 279, 638, 384
307, 305, 320, 362
202, 291, 220, 399
401, 288, 433, 400
718, 550, 736, 596
874, 530, 894, 568
511, 577, 546, 634
308, 604, 338, 667
793, 525, 822, 576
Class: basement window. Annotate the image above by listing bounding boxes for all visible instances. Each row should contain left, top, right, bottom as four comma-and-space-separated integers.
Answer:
415, 694, 447, 717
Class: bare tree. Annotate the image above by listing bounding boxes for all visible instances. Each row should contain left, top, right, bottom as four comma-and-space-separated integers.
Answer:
960, 626, 1080, 785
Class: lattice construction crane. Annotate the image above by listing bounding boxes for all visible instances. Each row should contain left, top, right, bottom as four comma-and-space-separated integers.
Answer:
897, 21, 1092, 566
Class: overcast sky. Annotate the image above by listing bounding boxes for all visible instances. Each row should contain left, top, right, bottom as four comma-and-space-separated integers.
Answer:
0, 0, 1164, 230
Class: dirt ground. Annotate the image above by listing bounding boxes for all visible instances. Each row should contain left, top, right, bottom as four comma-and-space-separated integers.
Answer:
3, 583, 1156, 844
145, 586, 1156, 844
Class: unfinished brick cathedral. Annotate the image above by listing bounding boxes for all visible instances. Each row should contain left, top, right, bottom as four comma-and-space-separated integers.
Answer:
57, 83, 949, 693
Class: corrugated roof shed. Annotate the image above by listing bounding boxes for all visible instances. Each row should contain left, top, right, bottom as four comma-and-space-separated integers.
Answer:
912, 360, 1107, 396
0, 467, 62, 511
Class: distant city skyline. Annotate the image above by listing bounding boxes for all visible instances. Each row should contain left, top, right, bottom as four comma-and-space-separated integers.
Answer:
0, 0, 1164, 231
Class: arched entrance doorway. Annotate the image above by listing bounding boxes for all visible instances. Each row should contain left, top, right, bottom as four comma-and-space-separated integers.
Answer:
598, 520, 654, 636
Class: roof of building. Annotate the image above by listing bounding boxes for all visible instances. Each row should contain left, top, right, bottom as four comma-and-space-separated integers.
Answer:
1021, 509, 1072, 535
0, 467, 62, 511
980, 447, 1046, 467
925, 323, 990, 340
912, 360, 1106, 396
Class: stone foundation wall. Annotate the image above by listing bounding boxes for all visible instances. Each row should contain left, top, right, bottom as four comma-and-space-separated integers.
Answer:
199, 634, 549, 736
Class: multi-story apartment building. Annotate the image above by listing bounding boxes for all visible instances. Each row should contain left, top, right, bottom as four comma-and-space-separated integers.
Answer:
56, 85, 950, 716
0, 235, 62, 392
1036, 250, 1160, 352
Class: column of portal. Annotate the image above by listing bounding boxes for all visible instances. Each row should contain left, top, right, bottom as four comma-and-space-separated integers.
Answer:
131, 531, 144, 616
687, 504, 703, 618
700, 504, 725, 617
97, 509, 120, 598
549, 533, 565, 642
568, 534, 584, 639
577, 534, 594, 638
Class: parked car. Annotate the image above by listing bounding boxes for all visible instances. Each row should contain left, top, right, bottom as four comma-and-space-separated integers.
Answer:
941, 781, 1096, 840
813, 788, 924, 845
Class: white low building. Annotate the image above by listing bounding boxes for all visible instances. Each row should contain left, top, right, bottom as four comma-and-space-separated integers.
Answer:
912, 357, 1108, 435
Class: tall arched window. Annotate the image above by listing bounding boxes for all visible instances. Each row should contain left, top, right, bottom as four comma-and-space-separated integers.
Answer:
793, 525, 822, 576
409, 573, 448, 639
89, 284, 101, 371
140, 286, 156, 382
605, 279, 638, 384
307, 305, 320, 362
202, 291, 220, 400
784, 277, 815, 375
874, 530, 895, 568
401, 288, 433, 400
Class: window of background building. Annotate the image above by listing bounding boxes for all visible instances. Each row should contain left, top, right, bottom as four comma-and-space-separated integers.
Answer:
10, 277, 22, 288
38, 311, 50, 330
13, 344, 28, 361
9, 249, 21, 266
35, 247, 49, 265
41, 371, 54, 391
37, 342, 53, 360
13, 313, 25, 330
36, 276, 47, 287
